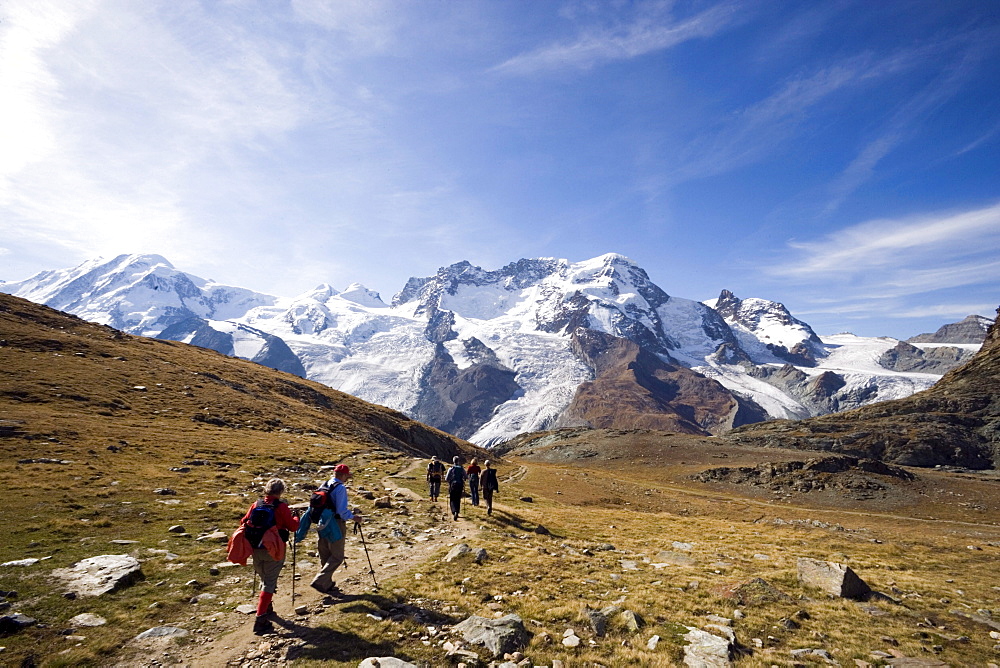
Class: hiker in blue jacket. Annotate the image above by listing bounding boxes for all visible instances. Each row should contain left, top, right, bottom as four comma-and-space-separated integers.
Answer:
445, 456, 466, 521
295, 464, 361, 595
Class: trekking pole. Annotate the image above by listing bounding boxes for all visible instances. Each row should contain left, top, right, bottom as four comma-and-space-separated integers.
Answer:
353, 522, 378, 588
291, 538, 297, 602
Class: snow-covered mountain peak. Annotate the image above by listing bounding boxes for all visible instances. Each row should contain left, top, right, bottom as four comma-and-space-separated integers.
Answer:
705, 289, 825, 365
298, 284, 340, 303
339, 282, 386, 308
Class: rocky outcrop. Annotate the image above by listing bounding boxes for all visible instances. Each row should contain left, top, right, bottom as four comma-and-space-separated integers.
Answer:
908, 314, 992, 344
692, 456, 915, 499
726, 307, 1000, 469
557, 329, 767, 435
878, 341, 973, 374
410, 342, 521, 441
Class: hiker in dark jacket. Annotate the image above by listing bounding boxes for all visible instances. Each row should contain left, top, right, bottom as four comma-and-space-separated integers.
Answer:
445, 456, 466, 521
241, 478, 299, 635
481, 460, 499, 516
426, 455, 445, 501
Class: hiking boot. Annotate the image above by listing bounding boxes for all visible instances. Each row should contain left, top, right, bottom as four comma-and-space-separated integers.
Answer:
252, 615, 274, 635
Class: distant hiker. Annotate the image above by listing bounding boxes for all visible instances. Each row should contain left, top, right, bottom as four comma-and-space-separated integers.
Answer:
295, 463, 362, 596
445, 455, 467, 521
240, 478, 299, 635
426, 455, 445, 502
466, 458, 482, 507
481, 460, 499, 516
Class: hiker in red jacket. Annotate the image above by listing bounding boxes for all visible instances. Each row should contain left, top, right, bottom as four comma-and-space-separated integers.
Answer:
241, 478, 299, 635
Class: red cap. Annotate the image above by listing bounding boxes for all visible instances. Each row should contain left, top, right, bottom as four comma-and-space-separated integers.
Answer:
334, 464, 351, 477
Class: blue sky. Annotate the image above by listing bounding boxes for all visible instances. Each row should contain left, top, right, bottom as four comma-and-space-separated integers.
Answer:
0, 0, 997, 337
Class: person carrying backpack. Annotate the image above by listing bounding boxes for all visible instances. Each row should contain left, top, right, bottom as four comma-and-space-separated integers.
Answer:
426, 455, 445, 502
445, 456, 466, 521
240, 478, 299, 635
295, 463, 362, 596
481, 460, 499, 516
466, 458, 482, 507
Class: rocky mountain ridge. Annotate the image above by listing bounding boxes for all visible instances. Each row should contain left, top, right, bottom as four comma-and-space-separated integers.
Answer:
2, 253, 987, 447
725, 306, 1000, 469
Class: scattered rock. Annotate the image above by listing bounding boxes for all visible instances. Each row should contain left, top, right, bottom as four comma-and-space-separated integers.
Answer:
133, 626, 188, 641
534, 525, 550, 535
562, 632, 581, 648
51, 554, 143, 597
621, 609, 645, 632
0, 614, 37, 635
167, 525, 186, 534
153, 488, 176, 495
453, 614, 530, 657
519, 497, 533, 503
647, 634, 660, 650
68, 613, 107, 627
474, 548, 489, 564
791, 648, 836, 664
797, 558, 871, 599
294, 605, 308, 616
196, 531, 228, 543
683, 627, 733, 667
587, 608, 608, 637
358, 658, 418, 668
374, 496, 392, 509
1, 559, 39, 568
235, 604, 257, 615
445, 544, 472, 562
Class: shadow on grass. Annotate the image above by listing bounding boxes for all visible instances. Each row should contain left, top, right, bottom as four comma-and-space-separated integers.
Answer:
485, 508, 563, 538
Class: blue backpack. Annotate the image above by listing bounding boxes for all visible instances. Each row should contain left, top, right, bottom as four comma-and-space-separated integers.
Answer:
243, 499, 284, 548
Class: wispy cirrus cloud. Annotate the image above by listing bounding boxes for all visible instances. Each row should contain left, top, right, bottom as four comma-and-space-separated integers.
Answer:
823, 32, 995, 214
490, 1, 743, 76
768, 202, 1000, 300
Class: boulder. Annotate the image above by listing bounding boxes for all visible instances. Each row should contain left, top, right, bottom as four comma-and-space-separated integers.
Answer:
683, 627, 732, 667
51, 554, 143, 597
621, 609, 645, 632
0, 614, 36, 635
1, 559, 39, 567
587, 608, 608, 637
797, 558, 871, 599
474, 548, 489, 564
453, 613, 530, 657
444, 544, 472, 562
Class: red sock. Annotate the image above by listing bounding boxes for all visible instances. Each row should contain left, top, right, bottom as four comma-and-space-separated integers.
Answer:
256, 591, 273, 616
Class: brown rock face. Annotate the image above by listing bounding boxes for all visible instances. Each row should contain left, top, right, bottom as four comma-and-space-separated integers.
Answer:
557, 329, 766, 436
726, 306, 1000, 469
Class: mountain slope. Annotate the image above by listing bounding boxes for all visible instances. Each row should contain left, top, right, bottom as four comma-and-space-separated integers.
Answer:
725, 307, 1000, 469
0, 292, 472, 459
